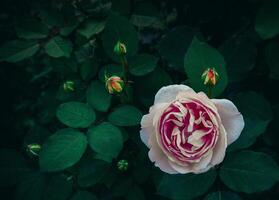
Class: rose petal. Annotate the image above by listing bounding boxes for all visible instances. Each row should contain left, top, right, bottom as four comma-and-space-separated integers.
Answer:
148, 133, 178, 174
154, 85, 193, 104
168, 151, 213, 174
212, 99, 245, 145
140, 103, 169, 147
210, 125, 227, 165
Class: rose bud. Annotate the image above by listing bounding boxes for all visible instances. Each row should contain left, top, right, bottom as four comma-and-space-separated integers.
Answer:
105, 76, 124, 94
63, 80, 75, 92
117, 159, 129, 171
27, 143, 41, 156
140, 85, 244, 174
114, 41, 127, 56
201, 68, 219, 86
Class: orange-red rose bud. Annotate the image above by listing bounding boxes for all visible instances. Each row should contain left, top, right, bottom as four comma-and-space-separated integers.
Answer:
106, 76, 124, 94
201, 68, 219, 86
114, 41, 127, 56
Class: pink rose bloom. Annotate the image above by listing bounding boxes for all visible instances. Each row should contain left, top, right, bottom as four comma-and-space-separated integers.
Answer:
140, 85, 244, 174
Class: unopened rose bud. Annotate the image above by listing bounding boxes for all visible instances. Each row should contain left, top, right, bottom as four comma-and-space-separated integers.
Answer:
27, 143, 41, 156
105, 76, 124, 94
63, 80, 75, 92
201, 68, 219, 86
117, 159, 129, 171
114, 41, 127, 56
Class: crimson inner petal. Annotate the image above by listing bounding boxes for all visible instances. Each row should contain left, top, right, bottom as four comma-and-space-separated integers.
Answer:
158, 100, 218, 163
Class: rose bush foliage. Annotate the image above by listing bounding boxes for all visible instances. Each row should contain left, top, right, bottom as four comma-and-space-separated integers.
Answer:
0, 0, 279, 200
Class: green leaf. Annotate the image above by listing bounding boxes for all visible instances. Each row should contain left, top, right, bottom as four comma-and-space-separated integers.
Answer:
80, 60, 98, 81
45, 36, 72, 58
77, 159, 110, 187
265, 41, 279, 80
0, 149, 30, 187
228, 91, 272, 151
98, 64, 124, 82
70, 191, 98, 200
184, 37, 228, 97
78, 20, 105, 39
43, 175, 73, 200
60, 19, 79, 36
157, 170, 217, 200
219, 30, 257, 82
129, 54, 158, 76
56, 101, 96, 128
255, 1, 279, 39
86, 80, 112, 112
108, 105, 142, 126
159, 26, 196, 71
87, 122, 123, 161
204, 191, 241, 200
102, 13, 138, 61
220, 151, 279, 193
126, 185, 146, 200
0, 40, 39, 62
15, 19, 49, 39
135, 67, 172, 107
39, 129, 87, 172
15, 172, 47, 200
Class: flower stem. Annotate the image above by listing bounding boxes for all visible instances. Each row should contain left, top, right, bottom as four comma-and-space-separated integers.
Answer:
208, 86, 212, 98
121, 55, 129, 84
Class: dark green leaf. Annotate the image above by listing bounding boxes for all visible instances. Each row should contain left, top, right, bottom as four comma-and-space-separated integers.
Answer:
56, 101, 96, 128
184, 37, 228, 97
126, 185, 146, 200
78, 20, 105, 39
0, 149, 30, 187
0, 40, 39, 62
265, 41, 279, 80
98, 64, 124, 82
43, 175, 72, 200
87, 122, 123, 161
86, 80, 112, 112
108, 105, 142, 126
15, 172, 47, 200
159, 26, 196, 71
77, 159, 110, 187
204, 191, 241, 200
39, 129, 87, 172
45, 36, 73, 58
220, 151, 279, 193
135, 67, 172, 107
80, 60, 98, 81
228, 91, 272, 151
255, 1, 279, 39
157, 170, 217, 200
129, 54, 158, 76
70, 191, 98, 200
15, 19, 49, 39
102, 13, 138, 61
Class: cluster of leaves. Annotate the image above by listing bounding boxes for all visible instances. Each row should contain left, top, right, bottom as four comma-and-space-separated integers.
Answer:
1, 0, 279, 200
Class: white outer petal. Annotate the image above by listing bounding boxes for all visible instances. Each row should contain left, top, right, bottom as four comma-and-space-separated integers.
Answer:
154, 84, 193, 104
212, 99, 245, 145
148, 133, 178, 174
210, 125, 227, 166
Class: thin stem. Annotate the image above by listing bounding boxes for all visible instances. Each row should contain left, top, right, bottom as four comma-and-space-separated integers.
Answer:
208, 86, 212, 98
121, 55, 129, 84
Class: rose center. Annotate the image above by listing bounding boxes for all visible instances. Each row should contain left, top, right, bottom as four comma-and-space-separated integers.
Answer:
158, 100, 218, 163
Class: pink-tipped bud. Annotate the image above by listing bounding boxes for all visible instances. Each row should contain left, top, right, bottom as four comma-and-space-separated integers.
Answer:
201, 68, 219, 86
105, 76, 124, 94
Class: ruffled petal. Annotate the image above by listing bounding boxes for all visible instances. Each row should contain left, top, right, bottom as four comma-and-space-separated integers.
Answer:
212, 99, 245, 145
148, 133, 178, 174
210, 125, 227, 165
154, 85, 193, 104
